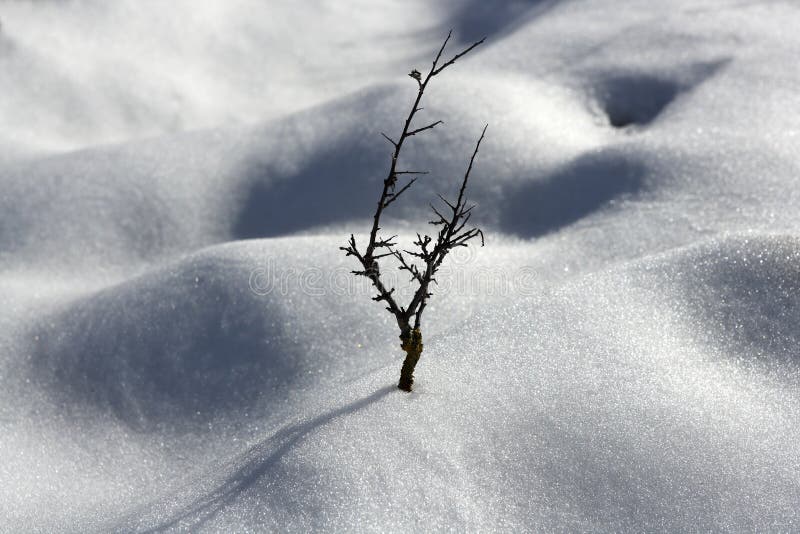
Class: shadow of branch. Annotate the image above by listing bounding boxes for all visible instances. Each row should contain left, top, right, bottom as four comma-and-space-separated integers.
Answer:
138, 385, 396, 532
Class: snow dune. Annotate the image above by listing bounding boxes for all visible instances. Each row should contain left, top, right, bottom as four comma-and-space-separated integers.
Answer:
2, 0, 800, 531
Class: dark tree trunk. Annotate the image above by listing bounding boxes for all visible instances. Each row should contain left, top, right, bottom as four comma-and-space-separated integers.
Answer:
398, 329, 423, 392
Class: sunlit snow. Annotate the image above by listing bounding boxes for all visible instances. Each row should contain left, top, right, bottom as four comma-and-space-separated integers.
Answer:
2, 0, 800, 531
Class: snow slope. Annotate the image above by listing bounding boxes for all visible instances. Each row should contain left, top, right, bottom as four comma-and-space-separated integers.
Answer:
2, 0, 800, 531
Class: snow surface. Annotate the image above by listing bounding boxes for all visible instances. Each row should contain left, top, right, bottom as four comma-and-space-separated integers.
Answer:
2, 0, 800, 531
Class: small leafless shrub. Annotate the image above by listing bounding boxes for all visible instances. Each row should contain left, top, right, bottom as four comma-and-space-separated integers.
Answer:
341, 32, 487, 392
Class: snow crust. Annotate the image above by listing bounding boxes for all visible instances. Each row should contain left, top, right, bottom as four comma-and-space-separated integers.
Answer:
2, 0, 800, 531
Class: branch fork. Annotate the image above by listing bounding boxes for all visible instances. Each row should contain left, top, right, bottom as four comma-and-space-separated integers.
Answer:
342, 31, 487, 391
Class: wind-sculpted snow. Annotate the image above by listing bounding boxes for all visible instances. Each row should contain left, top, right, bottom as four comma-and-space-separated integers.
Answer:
0, 76, 602, 269
99, 236, 800, 533
21, 237, 534, 432
650, 236, 800, 377
3, 0, 800, 531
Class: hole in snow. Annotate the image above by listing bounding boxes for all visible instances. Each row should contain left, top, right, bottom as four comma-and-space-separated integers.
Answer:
590, 60, 729, 128
597, 75, 682, 128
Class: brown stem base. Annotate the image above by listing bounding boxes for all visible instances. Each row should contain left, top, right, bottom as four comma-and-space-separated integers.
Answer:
398, 329, 423, 392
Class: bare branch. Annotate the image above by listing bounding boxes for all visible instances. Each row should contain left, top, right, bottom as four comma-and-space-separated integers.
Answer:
428, 203, 448, 225
432, 37, 486, 76
383, 179, 417, 209
452, 211, 472, 235
407, 120, 443, 137
403, 126, 488, 322
374, 234, 398, 248
380, 132, 398, 147
373, 287, 395, 302
430, 30, 453, 71
461, 203, 477, 215
403, 249, 428, 260
343, 31, 487, 343
393, 250, 424, 283
436, 193, 456, 211
455, 124, 488, 212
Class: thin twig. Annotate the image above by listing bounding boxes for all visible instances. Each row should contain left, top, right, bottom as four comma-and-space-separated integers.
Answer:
342, 32, 486, 335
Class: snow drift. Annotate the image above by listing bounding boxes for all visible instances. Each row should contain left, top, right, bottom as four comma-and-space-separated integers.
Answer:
2, 0, 800, 531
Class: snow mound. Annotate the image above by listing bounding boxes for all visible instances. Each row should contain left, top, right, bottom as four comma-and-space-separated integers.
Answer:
111, 235, 800, 532
650, 235, 800, 376
0, 72, 601, 270
4, 0, 800, 531
25, 238, 404, 429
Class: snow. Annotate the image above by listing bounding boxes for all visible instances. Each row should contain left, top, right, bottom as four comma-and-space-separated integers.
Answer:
2, 0, 800, 531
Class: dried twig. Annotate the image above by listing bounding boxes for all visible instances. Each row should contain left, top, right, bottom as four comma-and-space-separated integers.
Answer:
340, 31, 487, 391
